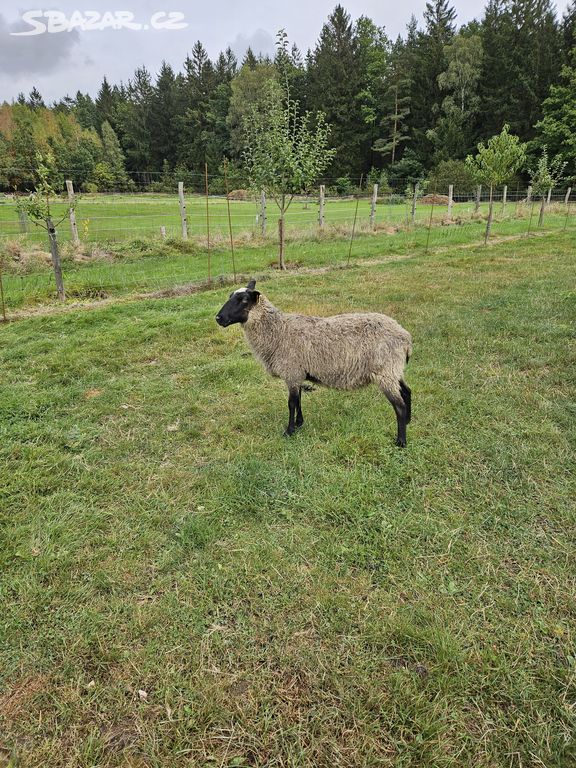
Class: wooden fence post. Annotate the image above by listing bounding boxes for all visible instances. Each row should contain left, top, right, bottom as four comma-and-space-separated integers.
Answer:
526, 185, 532, 203
319, 184, 325, 229
411, 183, 418, 225
204, 163, 211, 285
502, 184, 507, 214
178, 182, 188, 239
565, 187, 572, 205
448, 184, 454, 218
260, 190, 267, 236
160, 226, 166, 239
475, 185, 481, 214
47, 216, 65, 301
370, 183, 378, 229
0, 254, 7, 322
65, 180, 79, 244
547, 188, 552, 204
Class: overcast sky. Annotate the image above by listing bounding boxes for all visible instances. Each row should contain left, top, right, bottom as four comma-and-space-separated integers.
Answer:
0, 1, 571, 103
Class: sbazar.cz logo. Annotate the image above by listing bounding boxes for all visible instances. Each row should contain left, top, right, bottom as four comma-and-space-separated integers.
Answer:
10, 10, 188, 35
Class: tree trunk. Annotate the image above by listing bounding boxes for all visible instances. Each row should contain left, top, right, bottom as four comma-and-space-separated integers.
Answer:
484, 186, 494, 245
538, 195, 546, 227
47, 216, 65, 300
278, 216, 285, 270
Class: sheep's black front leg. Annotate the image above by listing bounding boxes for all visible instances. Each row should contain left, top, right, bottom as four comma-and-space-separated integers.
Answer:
284, 387, 302, 436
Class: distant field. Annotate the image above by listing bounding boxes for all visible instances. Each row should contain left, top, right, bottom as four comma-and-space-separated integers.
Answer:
1, 232, 574, 766
1, 191, 574, 310
1, 191, 571, 244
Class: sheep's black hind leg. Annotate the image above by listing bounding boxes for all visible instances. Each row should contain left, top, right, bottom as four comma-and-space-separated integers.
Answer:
381, 381, 409, 448
399, 379, 412, 424
284, 387, 301, 436
296, 387, 304, 429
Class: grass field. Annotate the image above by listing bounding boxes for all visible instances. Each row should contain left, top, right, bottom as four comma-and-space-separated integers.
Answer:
1, 192, 575, 309
1, 191, 573, 245
1, 231, 575, 767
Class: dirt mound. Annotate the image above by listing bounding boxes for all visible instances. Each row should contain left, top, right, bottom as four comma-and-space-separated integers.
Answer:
421, 194, 450, 205
227, 189, 251, 201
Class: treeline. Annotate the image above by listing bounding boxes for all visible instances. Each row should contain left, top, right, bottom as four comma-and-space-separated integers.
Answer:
1, 0, 575, 194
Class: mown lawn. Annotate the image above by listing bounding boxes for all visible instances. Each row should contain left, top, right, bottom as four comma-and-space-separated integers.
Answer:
1, 233, 575, 767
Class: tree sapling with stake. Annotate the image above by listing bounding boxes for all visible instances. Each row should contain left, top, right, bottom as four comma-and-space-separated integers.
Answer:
17, 151, 70, 301
466, 125, 526, 244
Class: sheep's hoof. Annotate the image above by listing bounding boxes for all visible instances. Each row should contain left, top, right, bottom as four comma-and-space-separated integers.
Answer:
395, 437, 407, 448
284, 427, 295, 437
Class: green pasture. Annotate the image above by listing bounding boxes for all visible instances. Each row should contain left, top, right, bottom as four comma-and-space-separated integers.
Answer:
1, 191, 569, 244
0, 231, 575, 766
1, 192, 574, 310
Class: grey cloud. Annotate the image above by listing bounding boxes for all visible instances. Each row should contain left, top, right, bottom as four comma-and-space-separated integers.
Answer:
228, 28, 276, 61
0, 12, 80, 76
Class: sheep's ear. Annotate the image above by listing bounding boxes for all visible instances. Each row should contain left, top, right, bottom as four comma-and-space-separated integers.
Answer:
246, 279, 256, 291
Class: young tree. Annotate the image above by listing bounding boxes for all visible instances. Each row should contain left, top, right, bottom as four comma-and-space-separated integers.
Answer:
466, 124, 526, 243
529, 147, 566, 225
243, 80, 335, 269
17, 152, 69, 300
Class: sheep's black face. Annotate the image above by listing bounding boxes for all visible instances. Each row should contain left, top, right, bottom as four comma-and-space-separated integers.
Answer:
216, 280, 259, 327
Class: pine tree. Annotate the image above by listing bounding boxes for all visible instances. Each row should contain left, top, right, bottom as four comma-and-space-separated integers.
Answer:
373, 38, 411, 167
428, 33, 483, 161
562, 1, 576, 59
27, 87, 45, 110
478, 0, 562, 143
116, 67, 154, 172
535, 51, 576, 177
74, 92, 98, 130
146, 62, 179, 171
243, 47, 258, 69
306, 5, 365, 176
95, 76, 121, 129
99, 121, 131, 190
409, 0, 457, 164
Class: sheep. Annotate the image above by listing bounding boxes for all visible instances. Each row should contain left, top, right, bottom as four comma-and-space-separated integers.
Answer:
215, 279, 413, 446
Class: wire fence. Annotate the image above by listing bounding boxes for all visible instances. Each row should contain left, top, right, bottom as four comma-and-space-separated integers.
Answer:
0, 179, 574, 317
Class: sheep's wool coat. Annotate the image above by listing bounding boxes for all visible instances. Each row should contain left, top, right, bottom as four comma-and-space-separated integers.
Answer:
243, 295, 412, 393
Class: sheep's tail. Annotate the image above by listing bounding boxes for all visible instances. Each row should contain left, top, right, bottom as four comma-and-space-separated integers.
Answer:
404, 336, 413, 365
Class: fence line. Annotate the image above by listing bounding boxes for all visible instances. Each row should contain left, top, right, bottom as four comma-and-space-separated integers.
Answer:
1, 179, 574, 315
